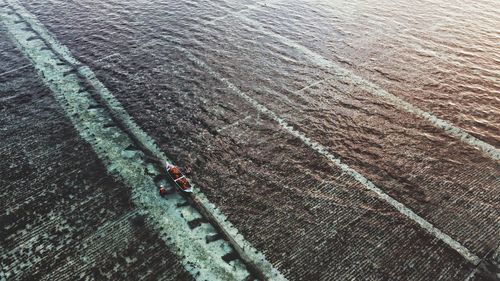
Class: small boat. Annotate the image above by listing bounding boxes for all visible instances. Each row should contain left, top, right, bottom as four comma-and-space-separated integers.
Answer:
165, 162, 193, 193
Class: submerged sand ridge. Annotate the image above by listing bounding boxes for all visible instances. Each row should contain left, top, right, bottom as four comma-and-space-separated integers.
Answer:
1, 0, 499, 279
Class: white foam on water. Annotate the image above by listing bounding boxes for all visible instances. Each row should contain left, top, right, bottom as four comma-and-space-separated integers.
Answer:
210, 0, 500, 161
174, 44, 482, 266
0, 63, 30, 77
0, 1, 285, 280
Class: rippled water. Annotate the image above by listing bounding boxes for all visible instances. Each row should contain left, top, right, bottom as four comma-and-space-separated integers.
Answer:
16, 0, 500, 145
2, 0, 499, 279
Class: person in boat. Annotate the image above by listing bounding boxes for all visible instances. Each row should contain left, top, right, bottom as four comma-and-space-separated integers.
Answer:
165, 162, 193, 193
175, 177, 191, 191
166, 163, 182, 180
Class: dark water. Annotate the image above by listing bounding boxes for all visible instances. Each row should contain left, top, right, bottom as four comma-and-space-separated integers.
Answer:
1, 0, 499, 279
0, 25, 193, 280
15, 0, 500, 145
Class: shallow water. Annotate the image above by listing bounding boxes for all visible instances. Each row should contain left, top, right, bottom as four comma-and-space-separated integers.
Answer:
1, 0, 499, 279
14, 0, 500, 145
